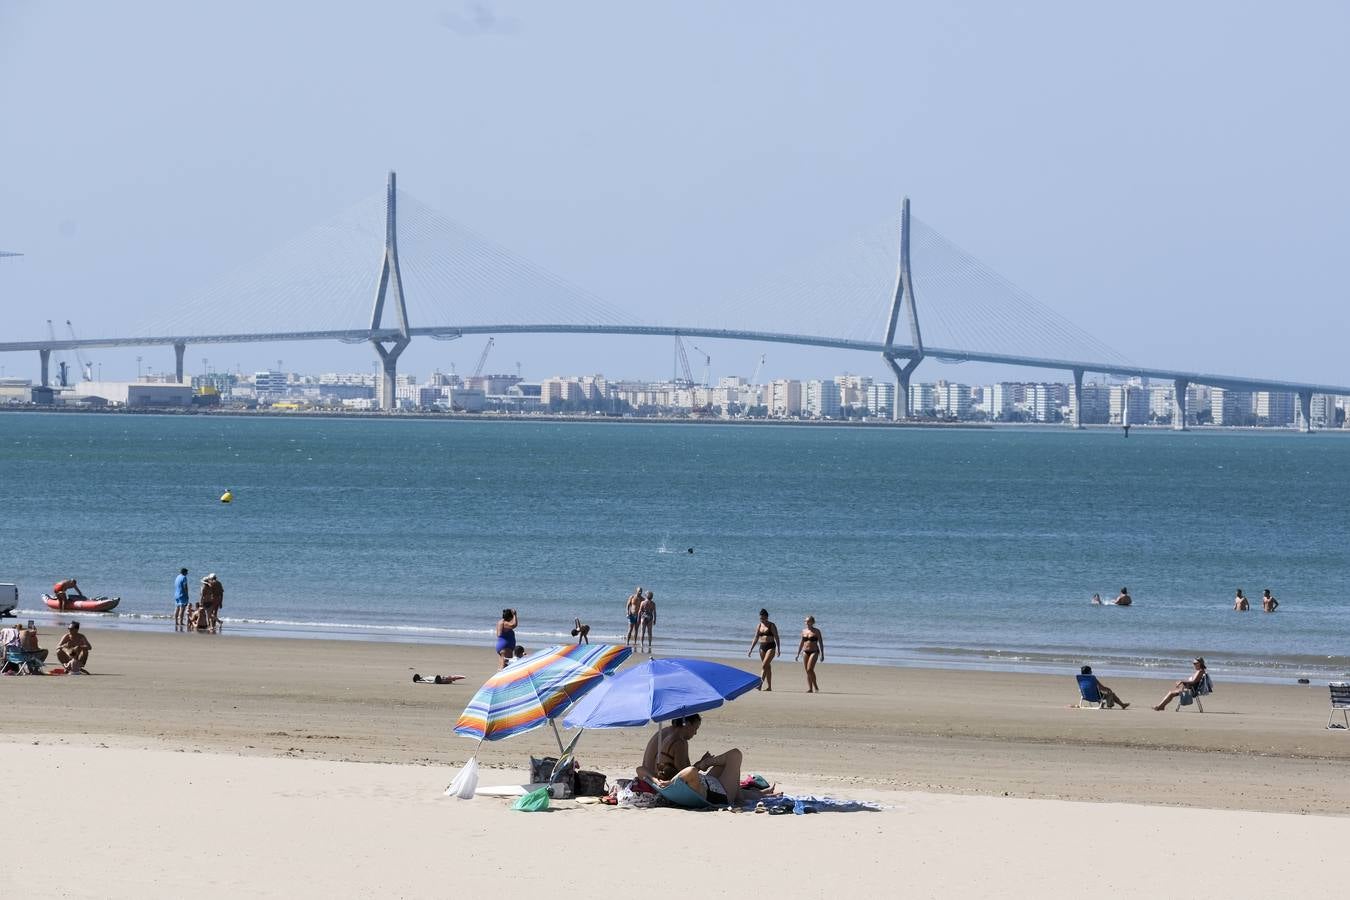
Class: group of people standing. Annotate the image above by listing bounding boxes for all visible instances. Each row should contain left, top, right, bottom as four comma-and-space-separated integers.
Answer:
174, 567, 224, 633
747, 609, 824, 693
625, 587, 656, 653
1233, 588, 1279, 612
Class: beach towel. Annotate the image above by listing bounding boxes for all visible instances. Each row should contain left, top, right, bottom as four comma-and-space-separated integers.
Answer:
751, 795, 882, 814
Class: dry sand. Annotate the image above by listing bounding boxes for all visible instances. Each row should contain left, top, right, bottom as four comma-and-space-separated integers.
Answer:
5, 629, 1349, 897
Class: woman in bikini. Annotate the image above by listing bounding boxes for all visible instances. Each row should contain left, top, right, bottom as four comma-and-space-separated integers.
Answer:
494, 608, 518, 669
796, 615, 824, 693
746, 608, 780, 691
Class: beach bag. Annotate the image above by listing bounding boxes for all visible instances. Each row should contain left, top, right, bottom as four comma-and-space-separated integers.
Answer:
512, 786, 550, 812
575, 770, 608, 797
530, 756, 560, 784
1179, 690, 1194, 706
445, 756, 479, 799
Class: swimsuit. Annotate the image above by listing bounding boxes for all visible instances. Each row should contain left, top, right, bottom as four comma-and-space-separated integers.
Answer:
699, 773, 729, 805
801, 632, 820, 655
496, 626, 516, 655
757, 626, 776, 653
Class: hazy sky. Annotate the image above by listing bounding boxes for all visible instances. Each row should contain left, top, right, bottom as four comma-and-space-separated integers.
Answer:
2, 1, 1347, 387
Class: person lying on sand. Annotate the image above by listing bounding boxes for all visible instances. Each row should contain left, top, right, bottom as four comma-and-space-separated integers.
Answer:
412, 674, 465, 684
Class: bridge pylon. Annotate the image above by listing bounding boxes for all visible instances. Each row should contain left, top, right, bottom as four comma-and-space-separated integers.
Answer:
370, 171, 412, 410
881, 197, 923, 419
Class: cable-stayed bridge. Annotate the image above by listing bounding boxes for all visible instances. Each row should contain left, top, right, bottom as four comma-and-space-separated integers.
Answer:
2, 172, 1346, 428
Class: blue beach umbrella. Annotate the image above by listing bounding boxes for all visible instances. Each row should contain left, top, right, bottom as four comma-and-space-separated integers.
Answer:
561, 658, 760, 729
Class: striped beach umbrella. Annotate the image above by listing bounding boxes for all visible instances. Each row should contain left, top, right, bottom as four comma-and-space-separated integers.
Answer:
454, 642, 632, 743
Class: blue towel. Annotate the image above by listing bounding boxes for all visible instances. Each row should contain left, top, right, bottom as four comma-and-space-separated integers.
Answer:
752, 795, 881, 814
656, 779, 715, 809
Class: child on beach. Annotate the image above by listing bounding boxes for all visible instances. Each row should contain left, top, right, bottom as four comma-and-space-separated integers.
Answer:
572, 618, 590, 644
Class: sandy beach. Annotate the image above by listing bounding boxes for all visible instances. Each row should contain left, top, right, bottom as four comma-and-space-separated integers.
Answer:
5, 629, 1349, 897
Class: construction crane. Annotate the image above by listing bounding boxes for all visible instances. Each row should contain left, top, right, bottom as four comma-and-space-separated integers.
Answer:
472, 337, 495, 378
66, 320, 93, 381
746, 353, 767, 411
673, 337, 695, 386
690, 344, 711, 388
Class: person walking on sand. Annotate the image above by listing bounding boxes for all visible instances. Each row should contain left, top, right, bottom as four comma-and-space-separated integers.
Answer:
796, 615, 825, 693
638, 590, 656, 653
625, 587, 643, 646
746, 608, 780, 691
1113, 587, 1132, 606
1262, 589, 1279, 613
1233, 588, 1249, 611
495, 608, 518, 669
173, 568, 190, 630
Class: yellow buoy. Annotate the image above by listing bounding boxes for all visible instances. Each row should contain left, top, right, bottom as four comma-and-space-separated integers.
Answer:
220, 490, 233, 504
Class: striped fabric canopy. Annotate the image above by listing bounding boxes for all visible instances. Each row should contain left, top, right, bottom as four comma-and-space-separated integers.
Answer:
454, 643, 632, 742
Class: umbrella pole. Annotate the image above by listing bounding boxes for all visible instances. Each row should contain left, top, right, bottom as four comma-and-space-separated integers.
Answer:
550, 719, 565, 755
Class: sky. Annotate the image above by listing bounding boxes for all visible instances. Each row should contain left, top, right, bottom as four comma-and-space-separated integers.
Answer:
1, 1, 1347, 388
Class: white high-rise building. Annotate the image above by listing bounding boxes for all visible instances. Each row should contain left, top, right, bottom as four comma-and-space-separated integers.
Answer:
934, 382, 971, 419
908, 382, 936, 417
767, 379, 802, 417
1109, 384, 1150, 425
866, 382, 896, 419
1211, 388, 1254, 426
834, 375, 872, 410
990, 383, 1017, 421
803, 379, 841, 419
1254, 391, 1295, 426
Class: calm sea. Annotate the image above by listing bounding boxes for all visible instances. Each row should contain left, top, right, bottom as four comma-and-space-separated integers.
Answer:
2, 411, 1348, 682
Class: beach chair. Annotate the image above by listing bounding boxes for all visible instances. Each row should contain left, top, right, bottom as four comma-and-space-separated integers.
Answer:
1327, 682, 1350, 730
4, 646, 42, 675
655, 778, 716, 810
1176, 673, 1213, 713
1075, 675, 1106, 709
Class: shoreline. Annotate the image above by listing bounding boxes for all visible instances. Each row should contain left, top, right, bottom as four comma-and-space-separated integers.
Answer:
12, 604, 1347, 686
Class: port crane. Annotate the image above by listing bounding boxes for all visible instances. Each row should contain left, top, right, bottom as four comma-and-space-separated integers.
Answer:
66, 321, 94, 381
673, 337, 695, 387
689, 344, 711, 388
472, 337, 495, 378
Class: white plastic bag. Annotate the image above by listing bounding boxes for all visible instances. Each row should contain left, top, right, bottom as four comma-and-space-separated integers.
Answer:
445, 756, 480, 799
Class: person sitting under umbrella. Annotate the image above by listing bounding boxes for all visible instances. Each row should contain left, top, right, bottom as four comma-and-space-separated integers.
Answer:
635, 713, 768, 807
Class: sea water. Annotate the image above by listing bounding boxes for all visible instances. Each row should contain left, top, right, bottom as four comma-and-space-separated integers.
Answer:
1, 411, 1348, 682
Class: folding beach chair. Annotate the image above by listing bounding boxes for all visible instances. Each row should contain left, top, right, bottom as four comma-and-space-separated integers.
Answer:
655, 778, 716, 810
4, 646, 42, 675
1075, 675, 1106, 709
1327, 682, 1350, 730
1176, 673, 1212, 713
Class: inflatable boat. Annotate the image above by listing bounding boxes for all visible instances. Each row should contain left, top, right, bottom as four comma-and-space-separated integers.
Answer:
42, 594, 121, 613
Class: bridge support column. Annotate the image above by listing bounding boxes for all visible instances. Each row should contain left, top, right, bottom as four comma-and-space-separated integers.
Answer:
883, 354, 917, 420
1173, 378, 1189, 431
1070, 368, 1084, 429
1298, 390, 1313, 433
881, 197, 923, 422
368, 171, 412, 411
374, 339, 410, 410
39, 349, 50, 387
174, 342, 186, 384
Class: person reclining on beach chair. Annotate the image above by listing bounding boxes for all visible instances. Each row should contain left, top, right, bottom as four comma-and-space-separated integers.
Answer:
1154, 658, 1211, 711
1076, 666, 1129, 708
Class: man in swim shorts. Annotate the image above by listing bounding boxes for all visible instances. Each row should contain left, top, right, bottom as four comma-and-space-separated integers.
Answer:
173, 568, 189, 629
56, 621, 92, 674
625, 587, 643, 646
